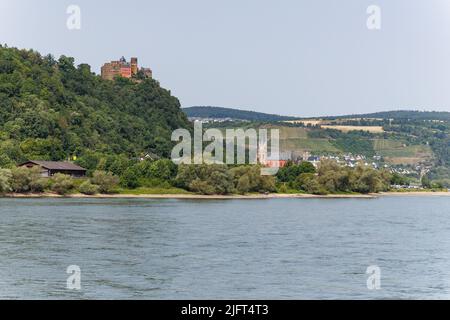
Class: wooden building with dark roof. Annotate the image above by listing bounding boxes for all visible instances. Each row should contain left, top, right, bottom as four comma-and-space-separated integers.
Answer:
19, 161, 87, 178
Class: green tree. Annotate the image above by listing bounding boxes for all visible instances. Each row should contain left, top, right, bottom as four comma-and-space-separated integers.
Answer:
135, 159, 178, 184
236, 175, 251, 194
350, 166, 385, 194
390, 173, 409, 186
277, 161, 316, 183
421, 175, 432, 189
120, 168, 141, 189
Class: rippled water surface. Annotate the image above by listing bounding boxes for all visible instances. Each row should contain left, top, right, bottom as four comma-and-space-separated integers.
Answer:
0, 196, 450, 299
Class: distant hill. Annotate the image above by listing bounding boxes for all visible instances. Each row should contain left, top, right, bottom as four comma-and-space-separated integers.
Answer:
185, 107, 450, 122
183, 107, 449, 173
183, 106, 300, 122
326, 110, 450, 121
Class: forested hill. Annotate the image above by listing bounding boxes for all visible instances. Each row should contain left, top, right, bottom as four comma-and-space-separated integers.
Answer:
0, 45, 190, 167
185, 107, 450, 122
325, 110, 450, 121
183, 106, 300, 122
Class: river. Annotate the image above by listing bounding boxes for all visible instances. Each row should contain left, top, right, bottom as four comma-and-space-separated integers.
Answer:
0, 196, 449, 299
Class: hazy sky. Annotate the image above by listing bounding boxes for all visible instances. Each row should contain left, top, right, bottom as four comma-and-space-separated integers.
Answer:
1, 0, 450, 116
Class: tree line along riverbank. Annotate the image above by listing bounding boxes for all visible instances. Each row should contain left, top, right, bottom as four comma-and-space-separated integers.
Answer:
1, 159, 447, 197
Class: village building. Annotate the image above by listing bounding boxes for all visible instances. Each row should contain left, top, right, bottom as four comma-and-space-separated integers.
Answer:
19, 161, 87, 178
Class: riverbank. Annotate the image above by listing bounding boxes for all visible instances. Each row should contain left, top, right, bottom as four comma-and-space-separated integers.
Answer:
379, 191, 450, 197
2, 191, 449, 199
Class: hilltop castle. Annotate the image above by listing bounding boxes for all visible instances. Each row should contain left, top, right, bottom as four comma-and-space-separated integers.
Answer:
101, 56, 152, 81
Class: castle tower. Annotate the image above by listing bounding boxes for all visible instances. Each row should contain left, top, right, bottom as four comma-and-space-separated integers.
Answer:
131, 57, 138, 76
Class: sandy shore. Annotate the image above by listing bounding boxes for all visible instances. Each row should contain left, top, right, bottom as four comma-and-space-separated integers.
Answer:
3, 192, 375, 199
2, 191, 449, 199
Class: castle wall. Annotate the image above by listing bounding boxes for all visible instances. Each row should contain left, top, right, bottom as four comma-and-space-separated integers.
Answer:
101, 57, 151, 80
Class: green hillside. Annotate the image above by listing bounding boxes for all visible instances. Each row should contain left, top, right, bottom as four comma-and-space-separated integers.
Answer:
0, 45, 190, 168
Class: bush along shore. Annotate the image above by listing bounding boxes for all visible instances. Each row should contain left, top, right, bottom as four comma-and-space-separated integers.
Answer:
0, 159, 447, 198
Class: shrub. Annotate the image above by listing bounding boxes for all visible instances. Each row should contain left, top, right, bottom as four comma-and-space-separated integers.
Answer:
176, 164, 234, 195
278, 183, 288, 194
10, 166, 44, 193
91, 170, 119, 193
0, 169, 12, 193
230, 166, 276, 193
10, 167, 32, 193
120, 168, 140, 189
51, 173, 74, 195
296, 173, 326, 195
79, 180, 99, 195
29, 177, 48, 193
189, 179, 216, 195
